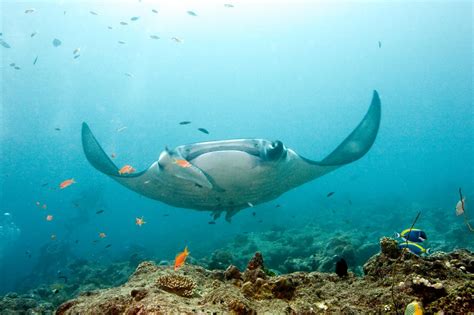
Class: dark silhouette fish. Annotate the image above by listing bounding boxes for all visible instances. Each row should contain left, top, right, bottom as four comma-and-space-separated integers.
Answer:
208, 221, 216, 225
335, 257, 348, 277
327, 192, 335, 197
105, 244, 112, 248
96, 209, 104, 214
179, 121, 191, 125
33, 56, 38, 65
52, 38, 62, 47
131, 16, 140, 21
58, 275, 68, 283
0, 39, 11, 48
198, 128, 209, 134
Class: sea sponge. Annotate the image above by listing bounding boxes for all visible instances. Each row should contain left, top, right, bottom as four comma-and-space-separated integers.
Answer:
156, 274, 196, 298
247, 252, 264, 270
411, 276, 447, 303
224, 265, 242, 280
380, 237, 400, 259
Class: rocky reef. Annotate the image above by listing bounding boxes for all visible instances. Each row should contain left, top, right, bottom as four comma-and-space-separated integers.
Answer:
55, 238, 473, 314
0, 292, 55, 314
0, 258, 137, 314
201, 225, 380, 276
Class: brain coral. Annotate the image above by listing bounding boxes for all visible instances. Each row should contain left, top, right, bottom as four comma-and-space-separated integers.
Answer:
156, 274, 196, 298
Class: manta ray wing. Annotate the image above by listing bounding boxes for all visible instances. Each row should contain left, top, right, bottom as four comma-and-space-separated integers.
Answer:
288, 90, 381, 187
81, 123, 161, 197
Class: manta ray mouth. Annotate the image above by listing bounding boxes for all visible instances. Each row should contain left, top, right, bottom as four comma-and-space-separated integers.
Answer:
265, 140, 286, 161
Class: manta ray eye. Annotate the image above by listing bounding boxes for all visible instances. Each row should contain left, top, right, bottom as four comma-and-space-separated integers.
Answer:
265, 140, 286, 161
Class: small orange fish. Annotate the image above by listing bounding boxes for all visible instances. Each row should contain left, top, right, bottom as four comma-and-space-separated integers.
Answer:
174, 159, 191, 168
174, 246, 189, 271
118, 165, 136, 175
99, 232, 106, 238
59, 179, 76, 189
135, 217, 146, 227
46, 215, 53, 221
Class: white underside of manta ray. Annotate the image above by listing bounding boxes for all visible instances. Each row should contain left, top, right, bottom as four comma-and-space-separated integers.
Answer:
82, 91, 381, 222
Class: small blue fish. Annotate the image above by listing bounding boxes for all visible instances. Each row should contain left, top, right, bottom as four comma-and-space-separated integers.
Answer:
399, 241, 431, 256
395, 228, 427, 243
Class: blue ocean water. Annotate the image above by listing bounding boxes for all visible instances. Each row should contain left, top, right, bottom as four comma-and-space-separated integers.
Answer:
0, 0, 472, 296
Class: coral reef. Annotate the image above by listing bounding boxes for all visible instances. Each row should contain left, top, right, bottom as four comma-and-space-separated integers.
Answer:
156, 274, 196, 297
0, 292, 55, 314
55, 239, 473, 313
201, 225, 380, 276
0, 257, 137, 313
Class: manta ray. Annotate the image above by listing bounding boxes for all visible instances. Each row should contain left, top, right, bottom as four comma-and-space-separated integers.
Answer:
82, 91, 381, 221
